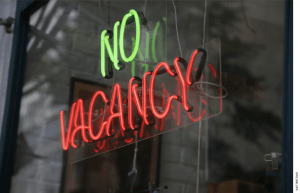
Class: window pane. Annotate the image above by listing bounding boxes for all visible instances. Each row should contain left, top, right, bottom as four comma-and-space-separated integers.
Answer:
10, 1, 285, 193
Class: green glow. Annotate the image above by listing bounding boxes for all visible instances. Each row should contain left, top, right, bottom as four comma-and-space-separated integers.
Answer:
100, 22, 120, 77
120, 9, 140, 62
101, 30, 107, 77
158, 26, 165, 61
131, 37, 136, 77
152, 21, 160, 63
131, 60, 135, 77
104, 22, 120, 70
132, 37, 143, 61
142, 63, 149, 72
113, 21, 120, 70
145, 31, 149, 61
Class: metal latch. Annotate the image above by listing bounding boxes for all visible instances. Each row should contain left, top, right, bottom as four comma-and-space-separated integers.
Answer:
264, 152, 282, 170
0, 17, 14, 34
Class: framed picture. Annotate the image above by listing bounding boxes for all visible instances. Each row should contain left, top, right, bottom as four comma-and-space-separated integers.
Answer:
61, 78, 161, 193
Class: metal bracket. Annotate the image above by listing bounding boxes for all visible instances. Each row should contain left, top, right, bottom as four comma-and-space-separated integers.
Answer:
0, 17, 14, 34
264, 152, 282, 170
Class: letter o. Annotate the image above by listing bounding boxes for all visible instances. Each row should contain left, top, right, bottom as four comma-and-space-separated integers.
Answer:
119, 9, 141, 62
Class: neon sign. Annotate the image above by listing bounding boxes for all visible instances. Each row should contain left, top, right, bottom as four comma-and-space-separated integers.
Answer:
100, 9, 141, 78
131, 18, 167, 77
60, 48, 213, 151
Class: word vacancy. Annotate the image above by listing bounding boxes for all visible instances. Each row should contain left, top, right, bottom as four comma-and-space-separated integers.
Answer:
60, 48, 208, 150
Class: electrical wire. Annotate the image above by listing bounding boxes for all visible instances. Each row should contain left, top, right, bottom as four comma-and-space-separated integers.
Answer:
143, 0, 147, 17
202, 0, 207, 48
194, 81, 228, 99
171, 0, 183, 58
108, 0, 110, 29
98, 0, 102, 17
241, 1, 255, 33
197, 0, 207, 192
128, 131, 138, 191
98, 0, 109, 27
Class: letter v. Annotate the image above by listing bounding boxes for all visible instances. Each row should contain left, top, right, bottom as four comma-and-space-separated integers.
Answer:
60, 102, 77, 151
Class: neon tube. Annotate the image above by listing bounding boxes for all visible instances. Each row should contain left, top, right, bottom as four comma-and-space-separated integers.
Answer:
106, 84, 126, 135
101, 30, 107, 77
142, 71, 152, 124
60, 102, 77, 150
128, 77, 139, 130
60, 48, 217, 151
132, 84, 143, 116
149, 62, 178, 119
186, 49, 199, 85
140, 121, 145, 138
104, 22, 121, 71
120, 9, 140, 62
70, 126, 81, 148
77, 99, 89, 143
173, 57, 189, 111
88, 91, 109, 140
130, 72, 152, 125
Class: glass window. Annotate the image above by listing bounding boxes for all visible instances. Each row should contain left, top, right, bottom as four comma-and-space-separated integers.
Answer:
10, 1, 285, 193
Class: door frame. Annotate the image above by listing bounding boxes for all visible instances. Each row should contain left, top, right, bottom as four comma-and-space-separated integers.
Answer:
281, 0, 293, 192
0, 0, 48, 192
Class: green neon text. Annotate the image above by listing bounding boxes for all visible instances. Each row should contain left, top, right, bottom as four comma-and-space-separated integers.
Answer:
100, 9, 141, 77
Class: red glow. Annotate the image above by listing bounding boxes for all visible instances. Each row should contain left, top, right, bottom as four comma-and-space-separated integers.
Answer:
60, 102, 77, 150
143, 71, 152, 125
160, 94, 165, 131
94, 140, 106, 153
188, 109, 206, 122
88, 91, 109, 140
174, 57, 189, 111
107, 84, 126, 133
124, 138, 134, 143
70, 126, 81, 148
150, 62, 178, 119
208, 63, 217, 78
140, 121, 145, 138
106, 114, 118, 136
120, 127, 125, 137
124, 131, 136, 144
60, 49, 222, 151
176, 77, 181, 126
132, 84, 143, 115
187, 99, 207, 122
128, 72, 152, 127
77, 99, 89, 143
128, 77, 138, 130
99, 140, 106, 150
186, 49, 199, 85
